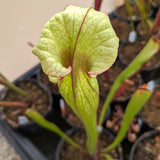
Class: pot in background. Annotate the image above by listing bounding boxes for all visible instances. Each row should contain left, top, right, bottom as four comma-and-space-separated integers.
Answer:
113, 2, 141, 22
129, 129, 160, 160
118, 39, 160, 83
55, 128, 123, 160
0, 79, 53, 135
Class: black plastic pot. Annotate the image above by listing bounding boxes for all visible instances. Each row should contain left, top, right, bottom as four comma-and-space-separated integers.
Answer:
0, 78, 53, 135
55, 128, 123, 160
129, 129, 160, 160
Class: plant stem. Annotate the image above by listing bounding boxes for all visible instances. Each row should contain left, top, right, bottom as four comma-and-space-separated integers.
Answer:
140, 0, 147, 32
0, 101, 28, 108
125, 0, 135, 30
150, 8, 160, 35
134, 0, 140, 10
93, 154, 98, 160
146, 0, 150, 16
28, 42, 35, 48
112, 79, 134, 100
94, 0, 102, 11
0, 73, 29, 97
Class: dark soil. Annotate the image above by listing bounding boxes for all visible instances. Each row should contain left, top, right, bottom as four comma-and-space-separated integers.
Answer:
97, 62, 141, 101
119, 39, 145, 64
110, 18, 131, 42
39, 68, 59, 94
60, 130, 121, 160
141, 87, 160, 129
133, 133, 160, 160
114, 3, 141, 21
137, 21, 160, 39
119, 39, 160, 70
1, 80, 51, 128
136, 22, 150, 39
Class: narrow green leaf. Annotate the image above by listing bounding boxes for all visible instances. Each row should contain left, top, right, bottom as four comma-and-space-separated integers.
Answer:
99, 36, 160, 126
147, 19, 154, 28
103, 86, 152, 152
125, 0, 135, 30
104, 154, 118, 160
32, 5, 119, 154
139, 0, 148, 31
0, 72, 28, 97
134, 0, 141, 10
25, 109, 82, 150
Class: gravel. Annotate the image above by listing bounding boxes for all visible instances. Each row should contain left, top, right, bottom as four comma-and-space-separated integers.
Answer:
0, 132, 21, 160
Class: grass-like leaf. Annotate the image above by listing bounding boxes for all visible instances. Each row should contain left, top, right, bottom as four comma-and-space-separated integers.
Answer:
0, 72, 28, 97
103, 86, 152, 152
104, 154, 118, 160
25, 109, 83, 150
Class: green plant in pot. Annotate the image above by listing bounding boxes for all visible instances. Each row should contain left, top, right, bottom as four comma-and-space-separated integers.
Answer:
118, 1, 160, 71
0, 72, 29, 108
25, 5, 160, 160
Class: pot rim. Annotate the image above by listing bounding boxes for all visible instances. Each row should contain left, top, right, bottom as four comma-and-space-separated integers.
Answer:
0, 78, 53, 128
129, 129, 160, 160
55, 127, 123, 160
